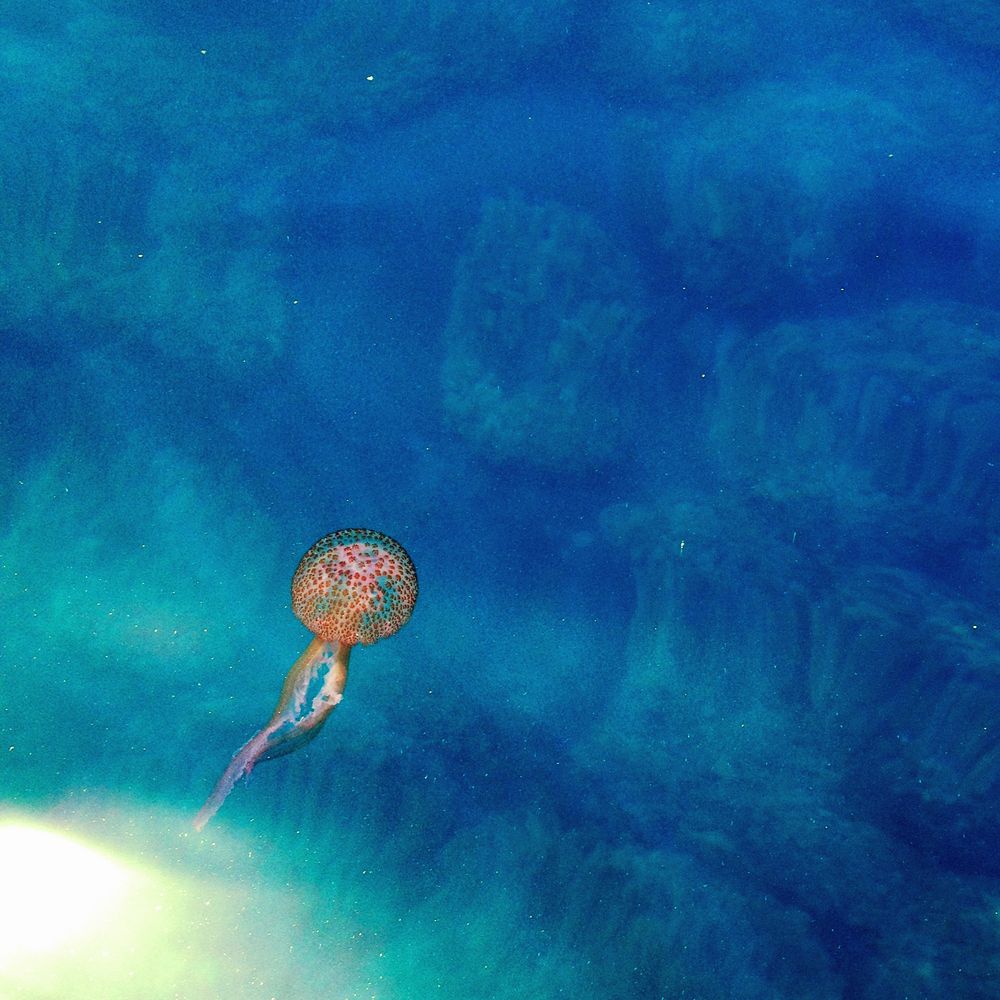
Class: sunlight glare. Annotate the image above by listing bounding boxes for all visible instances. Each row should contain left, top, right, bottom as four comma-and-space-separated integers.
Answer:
0, 820, 135, 968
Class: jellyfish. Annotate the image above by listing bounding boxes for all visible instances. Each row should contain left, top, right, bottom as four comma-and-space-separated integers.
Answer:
193, 528, 418, 831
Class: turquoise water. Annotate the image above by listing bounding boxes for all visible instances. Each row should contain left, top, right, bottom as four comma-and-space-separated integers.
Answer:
2, 2, 999, 998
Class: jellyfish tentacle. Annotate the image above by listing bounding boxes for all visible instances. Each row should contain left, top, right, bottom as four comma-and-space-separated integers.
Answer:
193, 639, 350, 832
193, 729, 270, 832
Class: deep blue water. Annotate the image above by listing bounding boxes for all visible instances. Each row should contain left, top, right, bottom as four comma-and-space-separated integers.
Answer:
2, 2, 999, 998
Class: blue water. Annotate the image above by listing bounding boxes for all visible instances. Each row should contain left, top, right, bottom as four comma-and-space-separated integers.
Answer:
2, 2, 999, 998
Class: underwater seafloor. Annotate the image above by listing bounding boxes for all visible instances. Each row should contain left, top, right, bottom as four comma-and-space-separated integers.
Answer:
2, 2, 999, 998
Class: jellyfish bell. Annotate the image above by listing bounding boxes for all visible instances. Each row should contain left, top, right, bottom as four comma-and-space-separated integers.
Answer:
194, 528, 418, 831
291, 528, 418, 646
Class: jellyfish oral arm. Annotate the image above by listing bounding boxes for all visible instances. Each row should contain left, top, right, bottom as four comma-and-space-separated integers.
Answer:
193, 638, 352, 831
260, 637, 351, 762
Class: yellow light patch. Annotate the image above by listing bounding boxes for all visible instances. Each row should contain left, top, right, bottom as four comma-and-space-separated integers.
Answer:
0, 807, 358, 999
0, 821, 136, 969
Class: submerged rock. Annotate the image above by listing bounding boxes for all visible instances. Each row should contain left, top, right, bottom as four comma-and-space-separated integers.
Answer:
442, 193, 646, 471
